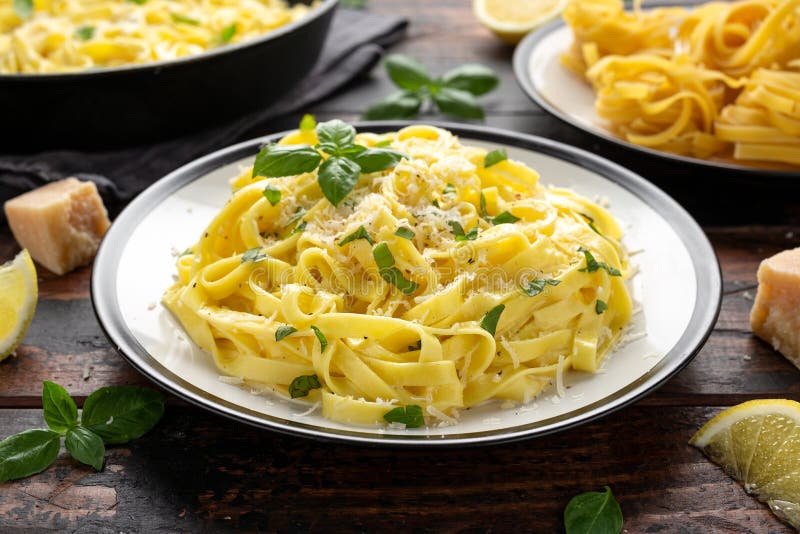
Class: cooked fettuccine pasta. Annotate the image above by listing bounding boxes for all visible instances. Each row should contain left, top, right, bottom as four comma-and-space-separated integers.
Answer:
0, 0, 314, 74
561, 0, 800, 167
162, 123, 633, 428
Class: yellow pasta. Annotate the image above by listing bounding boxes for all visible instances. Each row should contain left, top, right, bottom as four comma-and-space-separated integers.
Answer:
0, 0, 314, 74
162, 124, 633, 428
562, 0, 800, 167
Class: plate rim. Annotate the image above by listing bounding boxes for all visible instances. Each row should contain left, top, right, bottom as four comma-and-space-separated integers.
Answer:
512, 18, 800, 178
91, 120, 722, 447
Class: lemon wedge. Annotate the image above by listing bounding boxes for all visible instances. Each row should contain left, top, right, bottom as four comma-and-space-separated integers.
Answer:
0, 249, 38, 361
473, 0, 566, 44
690, 399, 800, 529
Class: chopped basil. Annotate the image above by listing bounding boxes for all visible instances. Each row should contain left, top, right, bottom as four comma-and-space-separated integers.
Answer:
180, 248, 193, 256
372, 243, 418, 294
395, 227, 415, 240
127, 0, 146, 4
299, 114, 316, 131
13, 0, 33, 19
578, 246, 621, 276
431, 199, 440, 208
480, 304, 505, 336
484, 148, 507, 168
284, 208, 306, 227
290, 221, 307, 235
580, 213, 602, 235
448, 221, 478, 242
372, 242, 395, 270
521, 278, 560, 297
241, 247, 267, 263
75, 25, 95, 41
338, 225, 374, 246
288, 374, 321, 398
310, 326, 328, 352
383, 405, 424, 428
275, 326, 297, 341
443, 183, 457, 195
595, 299, 608, 314
219, 23, 237, 44
170, 13, 200, 25
262, 185, 281, 206
374, 139, 392, 148
490, 211, 520, 225
479, 192, 488, 217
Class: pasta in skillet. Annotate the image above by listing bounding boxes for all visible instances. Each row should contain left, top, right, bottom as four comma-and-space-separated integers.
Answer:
0, 0, 314, 74
163, 122, 633, 428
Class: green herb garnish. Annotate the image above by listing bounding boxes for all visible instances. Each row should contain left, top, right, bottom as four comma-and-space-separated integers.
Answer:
242, 247, 267, 263
275, 325, 297, 341
262, 185, 281, 206
311, 326, 328, 352
580, 213, 602, 235
299, 113, 316, 131
489, 211, 520, 225
219, 23, 237, 44
484, 148, 507, 167
383, 405, 424, 428
480, 304, 505, 336
395, 227, 415, 240
564, 486, 623, 534
338, 225, 374, 247
595, 299, 608, 314
0, 381, 164, 482
251, 120, 404, 206
372, 243, 418, 295
288, 374, 322, 398
374, 139, 392, 148
13, 0, 33, 19
448, 221, 478, 242
170, 13, 200, 25
75, 25, 95, 41
290, 221, 307, 235
363, 55, 499, 120
443, 183, 457, 195
521, 278, 560, 297
578, 246, 621, 276
407, 340, 422, 351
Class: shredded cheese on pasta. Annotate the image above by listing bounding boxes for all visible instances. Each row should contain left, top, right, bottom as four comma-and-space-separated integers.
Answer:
0, 0, 314, 74
162, 124, 633, 428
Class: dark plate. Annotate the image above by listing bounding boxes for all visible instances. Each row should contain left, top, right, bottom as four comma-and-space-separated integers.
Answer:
91, 121, 721, 447
1, 0, 336, 151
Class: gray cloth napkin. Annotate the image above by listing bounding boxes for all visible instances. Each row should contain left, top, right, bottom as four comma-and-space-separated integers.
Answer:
0, 9, 407, 216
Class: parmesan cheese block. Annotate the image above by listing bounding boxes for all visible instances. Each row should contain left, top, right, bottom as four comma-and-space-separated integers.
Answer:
750, 247, 800, 370
4, 178, 110, 275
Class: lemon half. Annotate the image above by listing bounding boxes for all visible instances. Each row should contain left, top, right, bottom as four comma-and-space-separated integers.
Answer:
690, 399, 800, 529
0, 249, 38, 360
473, 0, 567, 44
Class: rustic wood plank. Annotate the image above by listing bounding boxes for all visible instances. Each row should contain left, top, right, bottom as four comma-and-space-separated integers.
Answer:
0, 406, 790, 532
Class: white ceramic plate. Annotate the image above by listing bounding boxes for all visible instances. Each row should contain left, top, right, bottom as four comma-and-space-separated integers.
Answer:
513, 20, 800, 177
92, 121, 721, 446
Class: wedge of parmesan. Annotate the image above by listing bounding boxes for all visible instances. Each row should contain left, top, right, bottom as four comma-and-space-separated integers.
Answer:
750, 247, 800, 369
4, 178, 110, 275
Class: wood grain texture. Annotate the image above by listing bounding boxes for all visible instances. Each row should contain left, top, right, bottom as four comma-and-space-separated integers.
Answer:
1, 0, 800, 531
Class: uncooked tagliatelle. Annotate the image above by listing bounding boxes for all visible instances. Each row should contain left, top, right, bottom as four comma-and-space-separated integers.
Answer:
162, 122, 633, 429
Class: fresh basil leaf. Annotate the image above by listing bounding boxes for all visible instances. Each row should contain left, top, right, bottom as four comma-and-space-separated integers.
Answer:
262, 185, 281, 206
521, 278, 561, 297
351, 148, 404, 174
443, 183, 457, 195
242, 247, 267, 263
253, 144, 322, 178
395, 227, 415, 240
448, 221, 466, 238
0, 429, 61, 482
375, 139, 392, 148
363, 91, 422, 120
490, 211, 520, 225
479, 192, 488, 218
385, 54, 431, 91
578, 246, 621, 276
275, 325, 298, 341
383, 405, 423, 428
448, 221, 478, 241
289, 374, 322, 398
299, 113, 316, 131
42, 381, 78, 433
65, 427, 104, 471
595, 299, 608, 314
170, 13, 200, 25
316, 119, 356, 154
432, 87, 485, 119
219, 23, 237, 44
338, 226, 374, 246
310, 326, 328, 352
13, 0, 33, 19
317, 156, 361, 206
480, 304, 505, 336
440, 63, 499, 96
81, 386, 165, 444
380, 266, 419, 295
372, 242, 395, 270
564, 486, 623, 534
484, 148, 507, 168
75, 25, 95, 41
127, 0, 146, 4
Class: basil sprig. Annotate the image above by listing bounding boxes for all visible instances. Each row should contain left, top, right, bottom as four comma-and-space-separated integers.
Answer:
383, 405, 424, 428
363, 55, 499, 120
252, 119, 404, 206
564, 486, 623, 534
0, 382, 164, 482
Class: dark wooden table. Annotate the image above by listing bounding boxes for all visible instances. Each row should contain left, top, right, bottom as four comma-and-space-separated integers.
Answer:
2, 1, 800, 531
